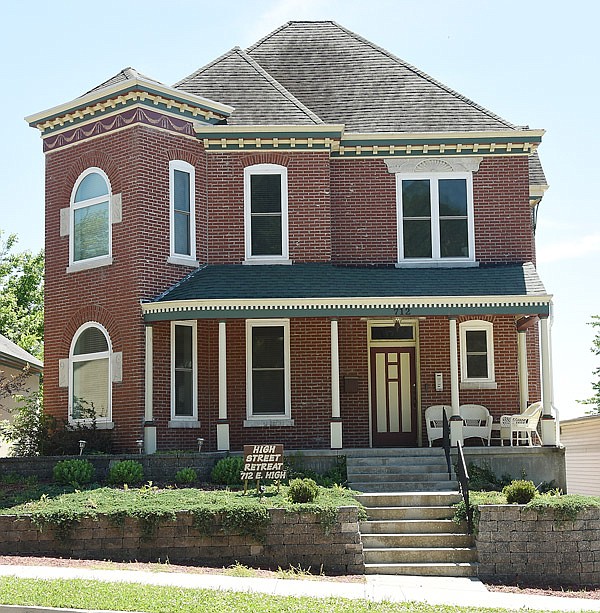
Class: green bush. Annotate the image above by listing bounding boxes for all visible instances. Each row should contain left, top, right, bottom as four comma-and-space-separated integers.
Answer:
52, 459, 95, 487
288, 478, 318, 503
107, 460, 144, 486
284, 454, 347, 487
175, 467, 197, 485
211, 456, 243, 487
503, 479, 537, 504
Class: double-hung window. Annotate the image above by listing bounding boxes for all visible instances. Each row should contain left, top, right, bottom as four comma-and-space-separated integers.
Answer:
171, 321, 198, 422
246, 320, 291, 422
244, 164, 289, 263
459, 320, 496, 387
169, 160, 196, 265
69, 323, 112, 423
397, 173, 474, 264
71, 168, 111, 266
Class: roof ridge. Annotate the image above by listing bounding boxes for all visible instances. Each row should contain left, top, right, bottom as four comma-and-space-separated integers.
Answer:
328, 21, 518, 130
245, 21, 295, 53
175, 46, 322, 124
173, 47, 243, 88
236, 48, 322, 124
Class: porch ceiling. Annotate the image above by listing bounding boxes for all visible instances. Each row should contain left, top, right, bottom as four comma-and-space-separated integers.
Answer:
142, 262, 552, 321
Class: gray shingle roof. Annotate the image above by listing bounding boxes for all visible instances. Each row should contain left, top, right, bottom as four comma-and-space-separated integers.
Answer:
0, 334, 43, 370
529, 152, 547, 187
244, 21, 517, 133
82, 67, 167, 97
155, 262, 547, 303
175, 47, 322, 126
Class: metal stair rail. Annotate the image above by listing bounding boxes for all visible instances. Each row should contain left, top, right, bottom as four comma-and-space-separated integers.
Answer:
456, 440, 473, 534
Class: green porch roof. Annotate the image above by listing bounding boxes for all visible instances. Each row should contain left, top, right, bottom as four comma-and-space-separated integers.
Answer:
142, 262, 551, 321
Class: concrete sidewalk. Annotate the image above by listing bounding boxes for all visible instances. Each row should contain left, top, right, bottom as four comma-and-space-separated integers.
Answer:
0, 564, 599, 612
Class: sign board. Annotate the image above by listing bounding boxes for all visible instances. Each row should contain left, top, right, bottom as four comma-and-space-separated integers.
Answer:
241, 444, 286, 481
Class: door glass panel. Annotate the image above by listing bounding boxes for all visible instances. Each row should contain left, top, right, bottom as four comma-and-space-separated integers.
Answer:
371, 326, 414, 340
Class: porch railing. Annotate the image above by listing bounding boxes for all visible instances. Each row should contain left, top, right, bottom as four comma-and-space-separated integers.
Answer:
456, 440, 473, 534
441, 410, 452, 480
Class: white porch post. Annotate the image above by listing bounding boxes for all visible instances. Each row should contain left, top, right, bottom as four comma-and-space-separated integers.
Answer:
217, 320, 230, 451
330, 319, 342, 449
449, 317, 463, 446
143, 325, 157, 454
540, 315, 558, 445
517, 330, 529, 412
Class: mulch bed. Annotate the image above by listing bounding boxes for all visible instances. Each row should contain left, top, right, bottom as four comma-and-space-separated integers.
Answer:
484, 578, 600, 600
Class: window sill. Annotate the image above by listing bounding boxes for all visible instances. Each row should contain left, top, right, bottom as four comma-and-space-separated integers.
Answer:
243, 418, 295, 428
167, 255, 199, 267
460, 381, 498, 390
168, 419, 201, 429
243, 259, 292, 266
66, 256, 113, 273
395, 260, 478, 268
69, 420, 114, 430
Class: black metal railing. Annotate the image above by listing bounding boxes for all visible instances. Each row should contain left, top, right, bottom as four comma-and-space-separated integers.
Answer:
442, 410, 451, 480
456, 440, 473, 534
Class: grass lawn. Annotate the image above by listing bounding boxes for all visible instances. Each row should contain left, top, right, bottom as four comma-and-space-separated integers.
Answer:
0, 576, 553, 613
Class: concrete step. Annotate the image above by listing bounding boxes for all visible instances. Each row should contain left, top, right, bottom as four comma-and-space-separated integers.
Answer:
360, 519, 466, 534
345, 448, 449, 458
361, 533, 474, 548
364, 505, 457, 521
348, 458, 449, 470
347, 471, 451, 482
350, 481, 457, 493
364, 562, 478, 577
363, 546, 477, 564
356, 492, 461, 507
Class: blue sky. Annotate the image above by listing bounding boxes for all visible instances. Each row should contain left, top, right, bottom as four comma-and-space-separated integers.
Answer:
2, 0, 598, 420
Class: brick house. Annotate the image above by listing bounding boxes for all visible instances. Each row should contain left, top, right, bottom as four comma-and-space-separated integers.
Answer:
26, 21, 556, 454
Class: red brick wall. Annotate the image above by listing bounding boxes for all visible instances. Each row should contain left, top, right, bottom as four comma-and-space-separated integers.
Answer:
206, 152, 331, 264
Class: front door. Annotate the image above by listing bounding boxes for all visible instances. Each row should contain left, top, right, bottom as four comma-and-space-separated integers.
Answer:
370, 347, 417, 447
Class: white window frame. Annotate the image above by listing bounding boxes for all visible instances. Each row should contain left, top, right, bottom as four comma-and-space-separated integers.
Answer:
245, 319, 292, 426
170, 320, 198, 425
69, 167, 113, 270
69, 322, 113, 426
396, 172, 475, 266
243, 164, 290, 264
459, 320, 496, 387
168, 160, 197, 266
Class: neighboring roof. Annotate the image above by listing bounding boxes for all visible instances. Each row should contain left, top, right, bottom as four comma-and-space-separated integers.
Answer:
0, 334, 43, 372
82, 67, 167, 96
560, 413, 600, 426
175, 47, 322, 126
239, 20, 518, 133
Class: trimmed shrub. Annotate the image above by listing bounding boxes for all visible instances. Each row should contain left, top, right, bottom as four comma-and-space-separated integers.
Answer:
53, 459, 95, 487
175, 467, 198, 485
107, 460, 144, 486
211, 456, 243, 487
288, 478, 318, 503
503, 479, 537, 504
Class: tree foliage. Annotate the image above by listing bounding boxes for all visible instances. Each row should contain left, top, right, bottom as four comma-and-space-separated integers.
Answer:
0, 230, 44, 359
580, 315, 600, 414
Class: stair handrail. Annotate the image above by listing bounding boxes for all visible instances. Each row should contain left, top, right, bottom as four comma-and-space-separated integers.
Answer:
456, 440, 473, 534
442, 409, 452, 480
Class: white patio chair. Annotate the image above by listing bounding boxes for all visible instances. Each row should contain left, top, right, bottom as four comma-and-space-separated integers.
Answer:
425, 405, 452, 447
500, 401, 543, 446
460, 404, 492, 446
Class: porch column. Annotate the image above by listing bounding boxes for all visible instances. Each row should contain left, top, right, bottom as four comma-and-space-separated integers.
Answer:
217, 321, 230, 451
330, 319, 342, 449
449, 317, 463, 446
143, 325, 157, 454
540, 315, 558, 445
517, 330, 529, 412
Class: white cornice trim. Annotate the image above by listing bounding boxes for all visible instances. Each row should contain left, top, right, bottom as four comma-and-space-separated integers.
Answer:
25, 77, 234, 126
142, 293, 553, 315
344, 129, 546, 141
385, 156, 483, 174
195, 124, 346, 135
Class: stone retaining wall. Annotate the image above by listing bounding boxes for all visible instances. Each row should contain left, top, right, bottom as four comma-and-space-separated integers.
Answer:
477, 505, 600, 586
0, 507, 364, 575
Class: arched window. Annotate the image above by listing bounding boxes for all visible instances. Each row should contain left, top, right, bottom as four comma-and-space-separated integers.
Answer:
70, 323, 112, 422
71, 168, 111, 264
